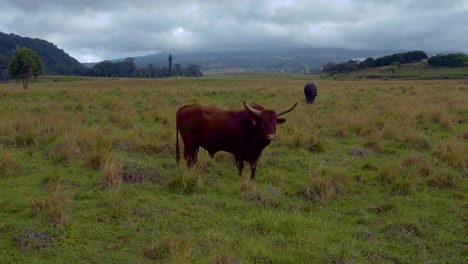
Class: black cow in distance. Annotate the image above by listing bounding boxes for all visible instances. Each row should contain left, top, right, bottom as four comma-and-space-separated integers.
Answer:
304, 83, 317, 104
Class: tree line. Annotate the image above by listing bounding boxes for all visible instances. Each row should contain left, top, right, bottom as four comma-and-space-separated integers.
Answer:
85, 56, 203, 78
322, 51, 429, 74
3, 46, 203, 90
426, 53, 468, 67
322, 51, 468, 74
1, 47, 203, 81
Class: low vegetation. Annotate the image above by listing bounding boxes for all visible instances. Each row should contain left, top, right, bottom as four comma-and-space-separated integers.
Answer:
0, 75, 466, 262
328, 63, 468, 80
322, 50, 468, 80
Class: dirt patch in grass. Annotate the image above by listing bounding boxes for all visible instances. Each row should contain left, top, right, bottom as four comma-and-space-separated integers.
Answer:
14, 229, 54, 250
348, 147, 370, 158
121, 160, 166, 185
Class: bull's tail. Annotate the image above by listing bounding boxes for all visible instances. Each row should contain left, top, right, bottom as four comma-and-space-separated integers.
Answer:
176, 122, 180, 166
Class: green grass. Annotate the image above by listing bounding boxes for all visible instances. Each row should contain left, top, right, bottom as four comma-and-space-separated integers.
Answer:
0, 75, 467, 263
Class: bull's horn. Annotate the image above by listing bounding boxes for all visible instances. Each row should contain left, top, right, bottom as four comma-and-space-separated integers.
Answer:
244, 101, 261, 117
276, 102, 298, 116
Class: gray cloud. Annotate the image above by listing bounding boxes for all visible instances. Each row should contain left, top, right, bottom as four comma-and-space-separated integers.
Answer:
1, 0, 467, 62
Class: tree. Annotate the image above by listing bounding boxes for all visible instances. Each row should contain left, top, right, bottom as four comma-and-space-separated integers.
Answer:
322, 62, 337, 73
427, 53, 468, 67
184, 64, 203, 77
362, 57, 375, 68
0, 55, 9, 80
168, 54, 173, 77
8, 46, 44, 89
390, 61, 401, 76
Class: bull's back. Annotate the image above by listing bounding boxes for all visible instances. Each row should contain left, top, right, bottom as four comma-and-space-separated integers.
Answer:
176, 104, 204, 131
177, 104, 247, 153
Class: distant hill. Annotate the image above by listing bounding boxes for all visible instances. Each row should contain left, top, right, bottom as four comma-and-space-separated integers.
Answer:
0, 32, 86, 75
84, 48, 417, 73
2, 32, 462, 75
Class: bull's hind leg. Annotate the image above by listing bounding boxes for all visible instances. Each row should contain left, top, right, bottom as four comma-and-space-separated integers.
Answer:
184, 144, 199, 168
235, 156, 244, 176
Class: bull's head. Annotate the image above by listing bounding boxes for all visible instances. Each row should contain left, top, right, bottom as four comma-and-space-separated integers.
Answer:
244, 101, 297, 141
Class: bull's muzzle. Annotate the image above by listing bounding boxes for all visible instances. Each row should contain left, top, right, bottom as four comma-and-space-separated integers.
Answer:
266, 134, 276, 140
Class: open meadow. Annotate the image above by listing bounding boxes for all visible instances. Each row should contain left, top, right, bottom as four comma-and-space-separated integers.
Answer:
0, 75, 467, 263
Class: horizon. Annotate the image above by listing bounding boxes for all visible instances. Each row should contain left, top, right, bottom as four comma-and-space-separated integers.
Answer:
1, 1, 467, 63
77, 47, 462, 65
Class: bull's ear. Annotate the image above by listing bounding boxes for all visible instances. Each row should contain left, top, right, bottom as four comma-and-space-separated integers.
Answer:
277, 118, 286, 124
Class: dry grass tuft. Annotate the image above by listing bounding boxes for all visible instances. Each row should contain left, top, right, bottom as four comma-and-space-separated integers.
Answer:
87, 145, 108, 170
29, 177, 72, 227
416, 108, 452, 130
363, 133, 382, 152
403, 132, 431, 150
300, 165, 349, 203
378, 161, 418, 195
144, 240, 171, 261
0, 148, 20, 178
401, 152, 432, 177
14, 132, 37, 147
143, 236, 193, 262
101, 188, 127, 219
167, 167, 205, 194
367, 200, 399, 214
426, 170, 462, 190
459, 130, 468, 140
305, 135, 325, 153
433, 141, 468, 171
102, 150, 122, 189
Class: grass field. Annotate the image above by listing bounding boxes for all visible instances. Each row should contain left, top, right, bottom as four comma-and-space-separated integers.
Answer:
0, 75, 467, 263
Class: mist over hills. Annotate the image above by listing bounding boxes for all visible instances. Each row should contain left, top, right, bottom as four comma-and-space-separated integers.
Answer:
86, 47, 412, 73
1, 32, 457, 75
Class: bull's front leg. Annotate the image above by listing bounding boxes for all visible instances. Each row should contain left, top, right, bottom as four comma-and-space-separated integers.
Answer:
249, 160, 258, 180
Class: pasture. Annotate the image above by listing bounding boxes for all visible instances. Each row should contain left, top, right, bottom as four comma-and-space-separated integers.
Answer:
0, 75, 467, 263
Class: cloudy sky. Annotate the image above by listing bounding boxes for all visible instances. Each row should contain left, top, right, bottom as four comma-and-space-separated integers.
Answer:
1, 0, 467, 62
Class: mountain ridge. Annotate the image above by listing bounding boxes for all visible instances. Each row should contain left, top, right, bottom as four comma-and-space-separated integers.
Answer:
0, 31, 86, 75
85, 47, 449, 73
84, 48, 407, 72
2, 32, 463, 74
